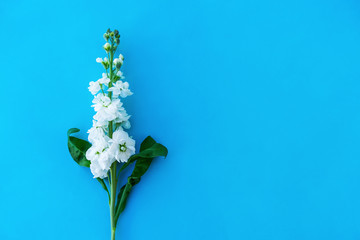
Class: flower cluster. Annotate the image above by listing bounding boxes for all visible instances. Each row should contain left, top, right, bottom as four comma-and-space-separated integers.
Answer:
85, 29, 135, 179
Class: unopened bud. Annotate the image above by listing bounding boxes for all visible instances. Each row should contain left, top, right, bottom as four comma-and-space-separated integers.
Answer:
119, 54, 124, 62
103, 33, 109, 41
103, 43, 111, 52
114, 58, 122, 69
122, 120, 131, 129
102, 57, 109, 69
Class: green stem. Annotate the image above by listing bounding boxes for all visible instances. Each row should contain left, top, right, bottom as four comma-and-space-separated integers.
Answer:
111, 228, 116, 240
110, 162, 117, 240
108, 41, 117, 240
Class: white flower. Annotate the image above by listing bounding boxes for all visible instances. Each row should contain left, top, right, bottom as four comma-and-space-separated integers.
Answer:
90, 159, 108, 179
108, 81, 132, 98
109, 128, 135, 163
88, 81, 101, 95
86, 135, 114, 177
114, 108, 130, 124
92, 95, 125, 125
88, 73, 110, 95
116, 71, 125, 79
96, 58, 103, 63
98, 73, 110, 85
119, 54, 124, 62
92, 94, 112, 111
97, 149, 113, 171
86, 139, 108, 164
87, 121, 107, 144
92, 119, 107, 128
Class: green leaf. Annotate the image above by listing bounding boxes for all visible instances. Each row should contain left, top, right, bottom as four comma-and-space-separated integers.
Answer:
140, 136, 157, 151
67, 128, 110, 199
97, 178, 110, 201
67, 128, 91, 167
130, 143, 168, 160
114, 136, 167, 226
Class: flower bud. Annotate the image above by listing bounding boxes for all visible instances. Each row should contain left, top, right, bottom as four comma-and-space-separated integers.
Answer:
115, 38, 120, 44
114, 58, 122, 69
119, 54, 124, 62
122, 120, 131, 129
114, 30, 120, 39
103, 43, 111, 52
96, 57, 103, 63
102, 57, 109, 69
110, 32, 115, 37
103, 33, 109, 41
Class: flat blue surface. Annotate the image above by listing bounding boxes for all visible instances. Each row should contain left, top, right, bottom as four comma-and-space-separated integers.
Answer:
1, 0, 360, 239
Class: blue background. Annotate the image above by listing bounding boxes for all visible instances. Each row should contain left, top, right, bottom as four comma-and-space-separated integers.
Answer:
1, 0, 360, 239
